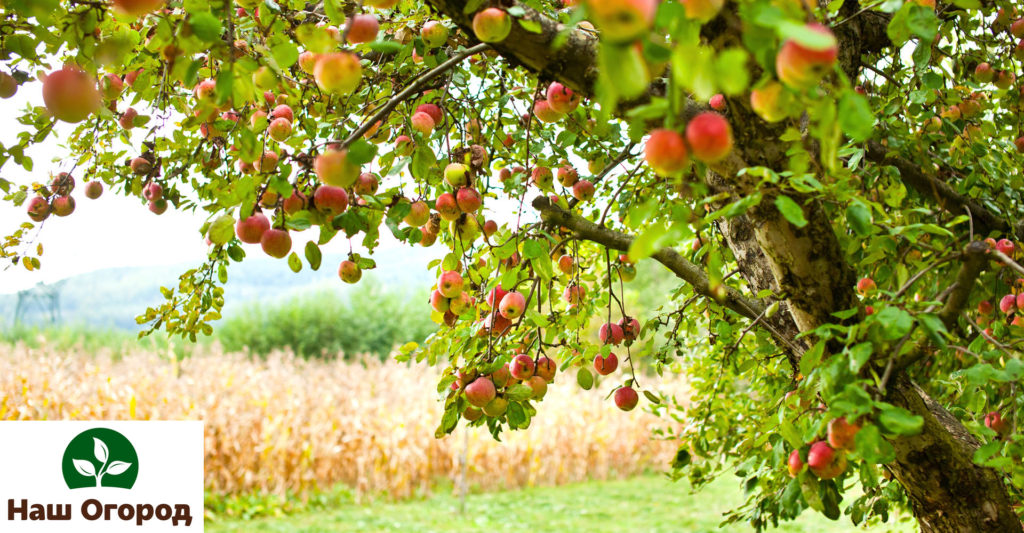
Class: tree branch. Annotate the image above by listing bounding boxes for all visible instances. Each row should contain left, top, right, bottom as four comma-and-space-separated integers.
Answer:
935, 241, 989, 330
865, 141, 1021, 240
531, 195, 763, 320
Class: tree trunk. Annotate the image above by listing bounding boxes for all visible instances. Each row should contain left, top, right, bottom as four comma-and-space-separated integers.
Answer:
424, 0, 1023, 528
886, 376, 1022, 532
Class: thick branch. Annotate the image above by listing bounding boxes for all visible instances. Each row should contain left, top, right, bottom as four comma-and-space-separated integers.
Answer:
935, 241, 989, 330
865, 142, 1020, 240
532, 195, 763, 321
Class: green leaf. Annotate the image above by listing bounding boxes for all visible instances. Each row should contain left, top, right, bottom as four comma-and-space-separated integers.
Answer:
845, 201, 872, 236
838, 91, 875, 142
854, 424, 895, 464
576, 367, 594, 390
714, 48, 750, 95
347, 140, 378, 165
287, 252, 302, 273
507, 384, 534, 401
189, 12, 223, 42
799, 341, 825, 376
848, 342, 873, 373
774, 195, 807, 228
304, 241, 322, 270
878, 406, 924, 435
270, 41, 299, 68
873, 307, 914, 341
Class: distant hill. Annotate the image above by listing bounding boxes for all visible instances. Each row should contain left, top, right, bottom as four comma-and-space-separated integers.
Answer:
0, 246, 441, 330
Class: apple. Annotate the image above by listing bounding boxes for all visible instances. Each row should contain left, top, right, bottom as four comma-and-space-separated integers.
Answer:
253, 151, 279, 173
510, 354, 535, 380
685, 112, 732, 162
1000, 294, 1016, 314
750, 81, 795, 122
51, 196, 75, 217
978, 300, 993, 315
994, 71, 1015, 90
0, 72, 17, 98
482, 396, 509, 417
404, 200, 430, 226
594, 352, 618, 375
411, 111, 435, 135
1015, 137, 1024, 153
456, 187, 482, 212
614, 386, 639, 411
472, 8, 512, 43
599, 322, 624, 345
532, 166, 554, 190
563, 283, 586, 305
84, 181, 103, 199
260, 229, 292, 258
298, 51, 318, 73
429, 290, 450, 313
557, 255, 574, 275
100, 73, 124, 101
394, 134, 414, 156
347, 14, 379, 44
420, 225, 438, 246
975, 63, 995, 83
499, 291, 526, 319
527, 376, 548, 399
111, 0, 165, 17
315, 149, 360, 188
709, 93, 726, 111
644, 129, 688, 174
438, 270, 464, 298
618, 316, 640, 341
235, 212, 270, 243
449, 292, 472, 315
557, 165, 578, 187
42, 66, 101, 123
26, 196, 50, 222
775, 23, 838, 89
119, 107, 138, 130
148, 198, 168, 215
483, 219, 498, 237
985, 411, 1009, 435
997, 239, 1015, 256
435, 192, 460, 221
314, 185, 349, 216
572, 179, 595, 201
143, 182, 163, 201
415, 104, 443, 124
463, 406, 484, 421
338, 260, 362, 283
547, 82, 580, 113
421, 21, 449, 48
486, 284, 508, 307
283, 189, 307, 214
313, 52, 363, 95
856, 277, 876, 295
193, 79, 216, 101
827, 417, 861, 451
619, 264, 637, 282
535, 356, 557, 382
787, 449, 803, 477
1013, 18, 1024, 37
584, 0, 656, 43
268, 117, 292, 141
444, 163, 469, 187
807, 441, 846, 479
533, 100, 564, 123
354, 172, 379, 195
50, 173, 74, 195
465, 377, 497, 407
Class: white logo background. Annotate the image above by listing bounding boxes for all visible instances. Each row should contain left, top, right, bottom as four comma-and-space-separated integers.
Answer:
0, 421, 203, 531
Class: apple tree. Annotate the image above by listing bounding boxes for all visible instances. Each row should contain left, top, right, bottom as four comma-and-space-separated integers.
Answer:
1, 0, 1023, 530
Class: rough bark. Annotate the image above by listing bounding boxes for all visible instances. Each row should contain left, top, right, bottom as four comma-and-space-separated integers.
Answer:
424, 0, 1021, 528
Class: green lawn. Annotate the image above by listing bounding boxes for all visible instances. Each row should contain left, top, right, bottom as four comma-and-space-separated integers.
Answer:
206, 475, 915, 533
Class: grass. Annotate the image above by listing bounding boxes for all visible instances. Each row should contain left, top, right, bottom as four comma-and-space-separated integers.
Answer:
206, 475, 915, 533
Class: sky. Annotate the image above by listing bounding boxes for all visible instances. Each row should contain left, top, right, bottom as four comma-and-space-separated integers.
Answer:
0, 80, 540, 296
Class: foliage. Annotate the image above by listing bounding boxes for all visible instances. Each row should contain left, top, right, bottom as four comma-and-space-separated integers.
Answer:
1, 0, 1023, 529
217, 281, 437, 359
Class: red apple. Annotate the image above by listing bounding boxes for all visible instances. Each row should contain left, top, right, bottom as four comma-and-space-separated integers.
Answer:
499, 291, 526, 319
584, 0, 656, 43
827, 417, 861, 451
510, 353, 535, 380
42, 66, 101, 123
338, 260, 362, 283
347, 14, 379, 44
787, 449, 803, 477
599, 322, 624, 345
456, 187, 481, 212
644, 129, 688, 174
807, 441, 846, 479
420, 21, 449, 48
315, 149, 360, 188
313, 52, 362, 95
546, 82, 580, 114
685, 112, 732, 163
614, 386, 639, 411
472, 8, 512, 43
314, 185, 349, 216
594, 352, 618, 375
775, 23, 838, 89
84, 181, 103, 199
235, 212, 270, 243
260, 229, 292, 258
572, 179, 595, 201
465, 377, 497, 407
438, 270, 464, 298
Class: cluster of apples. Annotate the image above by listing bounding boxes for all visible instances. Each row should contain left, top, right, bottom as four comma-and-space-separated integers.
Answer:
429, 270, 478, 328
787, 417, 860, 480
970, 238, 1024, 337
458, 353, 558, 421
750, 23, 838, 123
25, 173, 98, 223
644, 111, 734, 175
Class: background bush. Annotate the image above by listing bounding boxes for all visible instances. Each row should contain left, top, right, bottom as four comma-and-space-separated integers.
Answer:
216, 281, 437, 359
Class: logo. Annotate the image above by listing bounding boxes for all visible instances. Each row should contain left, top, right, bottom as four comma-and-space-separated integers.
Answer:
62, 428, 139, 489
1, 421, 203, 530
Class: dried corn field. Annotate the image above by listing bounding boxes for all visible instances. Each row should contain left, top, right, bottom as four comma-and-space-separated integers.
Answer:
0, 343, 687, 500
